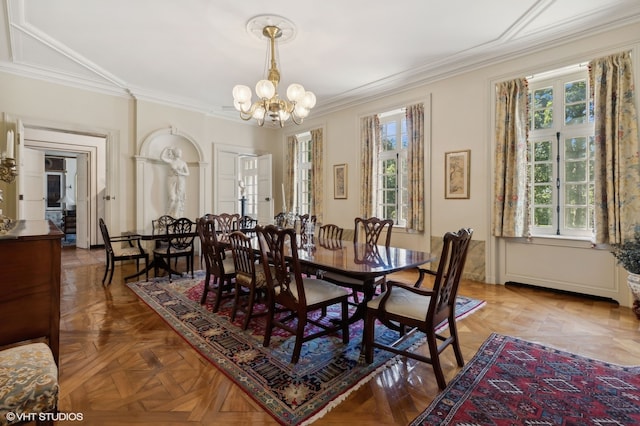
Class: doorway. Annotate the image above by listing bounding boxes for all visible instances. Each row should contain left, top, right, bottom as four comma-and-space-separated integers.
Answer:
21, 127, 106, 248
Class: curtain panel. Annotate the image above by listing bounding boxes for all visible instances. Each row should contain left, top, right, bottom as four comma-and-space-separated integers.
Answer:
492, 78, 529, 237
590, 51, 640, 244
406, 103, 425, 232
310, 128, 324, 223
284, 135, 297, 213
360, 115, 379, 218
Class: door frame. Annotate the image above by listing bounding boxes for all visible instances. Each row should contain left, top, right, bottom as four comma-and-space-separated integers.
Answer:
21, 126, 108, 247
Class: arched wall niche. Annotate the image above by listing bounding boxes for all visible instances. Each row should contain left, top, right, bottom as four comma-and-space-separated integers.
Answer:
135, 126, 207, 232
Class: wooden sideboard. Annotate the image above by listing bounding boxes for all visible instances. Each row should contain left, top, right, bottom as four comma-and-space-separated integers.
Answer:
0, 220, 63, 363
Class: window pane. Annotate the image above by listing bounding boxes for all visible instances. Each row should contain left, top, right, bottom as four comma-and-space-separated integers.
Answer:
564, 80, 586, 103
565, 183, 587, 205
565, 161, 586, 182
534, 207, 553, 226
564, 137, 586, 160
564, 80, 587, 125
565, 104, 587, 124
565, 207, 587, 229
534, 141, 551, 161
534, 87, 553, 108
533, 185, 552, 204
534, 164, 552, 183
534, 109, 553, 129
533, 87, 553, 130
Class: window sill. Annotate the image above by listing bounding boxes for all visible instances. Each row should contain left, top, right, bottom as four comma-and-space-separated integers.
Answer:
505, 234, 607, 250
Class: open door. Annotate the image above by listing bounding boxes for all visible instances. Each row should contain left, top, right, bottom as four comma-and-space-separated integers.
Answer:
257, 154, 273, 224
19, 148, 45, 220
217, 150, 239, 214
75, 153, 89, 248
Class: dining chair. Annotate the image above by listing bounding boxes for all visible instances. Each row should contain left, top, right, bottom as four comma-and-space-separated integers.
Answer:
317, 223, 344, 249
152, 217, 195, 282
363, 228, 473, 390
238, 215, 258, 234
213, 213, 240, 244
152, 214, 175, 263
197, 216, 236, 312
322, 217, 393, 303
274, 212, 286, 227
256, 224, 351, 364
99, 217, 149, 285
228, 230, 269, 330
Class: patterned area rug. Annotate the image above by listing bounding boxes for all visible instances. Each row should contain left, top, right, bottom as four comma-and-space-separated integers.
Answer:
127, 271, 486, 425
410, 333, 640, 425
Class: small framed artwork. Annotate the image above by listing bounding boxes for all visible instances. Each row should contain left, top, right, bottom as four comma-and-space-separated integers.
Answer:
333, 164, 348, 199
444, 150, 470, 199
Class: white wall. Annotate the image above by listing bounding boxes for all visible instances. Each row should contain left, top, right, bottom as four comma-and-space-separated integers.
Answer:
1, 20, 639, 306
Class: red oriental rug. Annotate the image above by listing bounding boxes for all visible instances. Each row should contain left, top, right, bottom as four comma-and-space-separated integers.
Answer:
127, 271, 486, 425
410, 333, 640, 425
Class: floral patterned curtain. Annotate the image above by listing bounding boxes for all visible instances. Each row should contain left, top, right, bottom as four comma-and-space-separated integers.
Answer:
284, 135, 297, 213
406, 103, 424, 232
590, 51, 640, 244
310, 128, 323, 223
360, 115, 379, 218
492, 78, 529, 237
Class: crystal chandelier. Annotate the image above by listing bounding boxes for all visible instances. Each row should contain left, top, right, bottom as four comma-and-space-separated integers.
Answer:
232, 24, 316, 127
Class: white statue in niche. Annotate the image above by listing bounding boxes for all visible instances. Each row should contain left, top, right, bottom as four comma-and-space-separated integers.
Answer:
161, 146, 190, 218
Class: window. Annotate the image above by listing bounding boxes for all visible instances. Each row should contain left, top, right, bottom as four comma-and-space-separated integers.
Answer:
239, 156, 258, 217
295, 131, 313, 215
377, 109, 408, 226
528, 70, 594, 237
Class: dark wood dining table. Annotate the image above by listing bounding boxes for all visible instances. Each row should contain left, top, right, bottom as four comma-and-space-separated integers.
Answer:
123, 228, 198, 281
294, 239, 436, 324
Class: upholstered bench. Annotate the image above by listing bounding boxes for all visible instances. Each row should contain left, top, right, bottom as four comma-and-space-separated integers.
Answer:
0, 343, 59, 426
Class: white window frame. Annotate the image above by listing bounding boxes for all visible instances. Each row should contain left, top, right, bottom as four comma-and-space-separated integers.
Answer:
528, 69, 595, 238
294, 131, 312, 216
376, 109, 408, 227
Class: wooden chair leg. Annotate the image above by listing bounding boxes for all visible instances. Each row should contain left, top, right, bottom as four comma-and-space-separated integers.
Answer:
363, 308, 376, 363
212, 277, 225, 313
449, 317, 465, 367
102, 256, 110, 284
291, 317, 306, 364
200, 272, 212, 304
263, 298, 275, 348
341, 300, 349, 344
230, 281, 242, 322
426, 331, 446, 390
242, 286, 257, 330
108, 256, 116, 284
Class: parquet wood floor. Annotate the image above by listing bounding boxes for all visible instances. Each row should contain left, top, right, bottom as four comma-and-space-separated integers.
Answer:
56, 247, 640, 425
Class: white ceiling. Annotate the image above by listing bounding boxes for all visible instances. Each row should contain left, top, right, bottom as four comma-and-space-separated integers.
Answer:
2, 0, 640, 124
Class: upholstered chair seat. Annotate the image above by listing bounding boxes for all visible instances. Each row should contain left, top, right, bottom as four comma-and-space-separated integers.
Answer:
0, 343, 59, 425
366, 285, 432, 321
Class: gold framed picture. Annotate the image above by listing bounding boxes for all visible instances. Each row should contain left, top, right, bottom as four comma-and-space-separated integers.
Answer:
333, 164, 347, 199
444, 150, 470, 199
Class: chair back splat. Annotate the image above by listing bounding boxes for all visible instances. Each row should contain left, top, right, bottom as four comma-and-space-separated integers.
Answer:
363, 227, 473, 390
213, 213, 240, 244
354, 216, 393, 247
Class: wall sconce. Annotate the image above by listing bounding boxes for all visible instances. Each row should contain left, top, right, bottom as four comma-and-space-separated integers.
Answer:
1, 130, 17, 183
